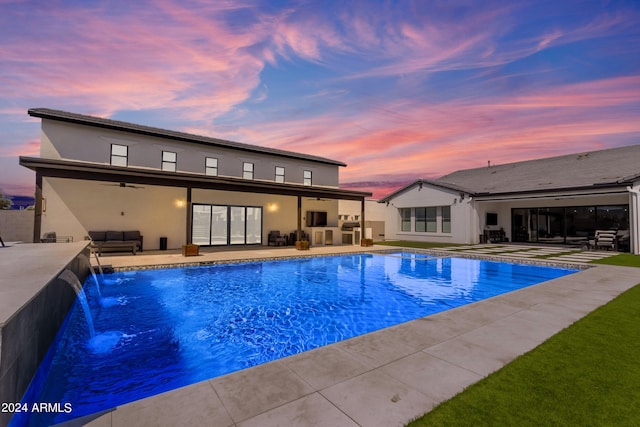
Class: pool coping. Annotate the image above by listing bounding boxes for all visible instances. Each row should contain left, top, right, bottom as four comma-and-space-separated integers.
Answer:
105, 247, 592, 273
70, 248, 640, 427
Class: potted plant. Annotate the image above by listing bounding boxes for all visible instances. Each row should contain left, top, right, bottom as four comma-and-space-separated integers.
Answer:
296, 240, 310, 250
361, 238, 373, 247
182, 243, 200, 257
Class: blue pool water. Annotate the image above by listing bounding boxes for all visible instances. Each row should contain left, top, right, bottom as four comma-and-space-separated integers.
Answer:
14, 253, 577, 426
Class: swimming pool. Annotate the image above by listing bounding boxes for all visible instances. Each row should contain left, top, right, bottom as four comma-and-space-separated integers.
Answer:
14, 252, 577, 426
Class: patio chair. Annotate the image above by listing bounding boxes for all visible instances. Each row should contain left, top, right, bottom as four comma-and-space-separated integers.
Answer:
594, 230, 617, 250
41, 232, 74, 243
268, 230, 287, 246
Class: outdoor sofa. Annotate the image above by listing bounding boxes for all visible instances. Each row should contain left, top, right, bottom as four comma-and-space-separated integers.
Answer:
88, 230, 143, 255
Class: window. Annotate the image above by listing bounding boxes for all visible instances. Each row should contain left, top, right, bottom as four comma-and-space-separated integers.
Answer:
191, 204, 262, 246
111, 144, 128, 166
416, 207, 437, 232
442, 206, 451, 233
303, 170, 312, 186
426, 207, 437, 232
162, 151, 177, 172
275, 166, 285, 183
415, 208, 426, 232
400, 208, 411, 232
243, 162, 254, 180
205, 157, 218, 176
245, 207, 262, 244
230, 206, 246, 244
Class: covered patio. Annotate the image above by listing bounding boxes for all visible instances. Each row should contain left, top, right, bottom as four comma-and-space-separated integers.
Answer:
19, 156, 372, 249
475, 187, 633, 252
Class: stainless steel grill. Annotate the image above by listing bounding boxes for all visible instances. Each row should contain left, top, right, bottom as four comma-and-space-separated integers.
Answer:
340, 222, 361, 231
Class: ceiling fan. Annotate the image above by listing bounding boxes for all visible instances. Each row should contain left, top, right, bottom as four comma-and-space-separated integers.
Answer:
101, 182, 145, 189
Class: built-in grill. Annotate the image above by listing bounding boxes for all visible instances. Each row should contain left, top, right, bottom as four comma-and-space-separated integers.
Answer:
340, 222, 361, 244
340, 222, 361, 231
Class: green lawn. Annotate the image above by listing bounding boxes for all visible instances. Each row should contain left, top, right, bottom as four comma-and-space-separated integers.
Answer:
591, 253, 640, 267
406, 250, 640, 426
375, 241, 463, 249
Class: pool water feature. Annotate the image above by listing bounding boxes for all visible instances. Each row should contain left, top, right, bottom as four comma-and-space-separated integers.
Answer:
13, 253, 577, 426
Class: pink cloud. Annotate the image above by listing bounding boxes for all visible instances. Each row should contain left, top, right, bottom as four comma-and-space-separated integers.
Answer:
233, 73, 639, 197
0, 1, 274, 122
3, 139, 40, 157
1, 1, 638, 200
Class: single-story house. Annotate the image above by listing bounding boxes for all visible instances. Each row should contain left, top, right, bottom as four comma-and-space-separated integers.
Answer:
379, 144, 640, 254
20, 108, 372, 249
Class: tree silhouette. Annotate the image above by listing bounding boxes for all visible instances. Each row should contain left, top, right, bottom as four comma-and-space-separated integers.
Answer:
0, 191, 12, 209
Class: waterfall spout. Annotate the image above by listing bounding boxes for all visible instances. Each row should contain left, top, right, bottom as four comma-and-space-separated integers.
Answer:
58, 269, 96, 338
77, 253, 103, 298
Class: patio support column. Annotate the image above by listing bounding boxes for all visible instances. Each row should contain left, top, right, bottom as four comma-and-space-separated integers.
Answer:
297, 195, 302, 241
629, 186, 640, 255
186, 187, 192, 244
360, 197, 366, 241
33, 172, 43, 243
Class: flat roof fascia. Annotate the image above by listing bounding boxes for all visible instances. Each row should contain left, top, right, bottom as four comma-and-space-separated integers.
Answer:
19, 156, 371, 201
28, 108, 347, 167
473, 184, 631, 202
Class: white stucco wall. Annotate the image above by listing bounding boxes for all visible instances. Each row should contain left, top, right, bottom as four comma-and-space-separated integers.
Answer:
40, 120, 341, 187
630, 181, 640, 254
338, 199, 386, 221
40, 178, 344, 249
42, 177, 188, 249
382, 184, 475, 244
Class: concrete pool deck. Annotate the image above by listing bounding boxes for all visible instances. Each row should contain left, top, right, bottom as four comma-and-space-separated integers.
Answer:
3, 243, 639, 426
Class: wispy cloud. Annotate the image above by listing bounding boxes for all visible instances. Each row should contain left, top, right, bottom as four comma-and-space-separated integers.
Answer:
238, 72, 640, 197
0, 139, 39, 157
0, 0, 639, 198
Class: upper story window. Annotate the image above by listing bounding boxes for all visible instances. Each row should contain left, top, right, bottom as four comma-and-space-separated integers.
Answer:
303, 170, 312, 186
243, 162, 254, 180
162, 151, 177, 172
111, 144, 128, 167
205, 157, 218, 176
275, 166, 285, 183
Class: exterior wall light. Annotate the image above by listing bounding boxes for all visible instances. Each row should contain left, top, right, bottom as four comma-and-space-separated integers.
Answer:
267, 202, 279, 213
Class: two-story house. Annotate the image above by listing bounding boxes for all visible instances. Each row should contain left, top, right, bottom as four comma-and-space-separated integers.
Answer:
20, 108, 371, 249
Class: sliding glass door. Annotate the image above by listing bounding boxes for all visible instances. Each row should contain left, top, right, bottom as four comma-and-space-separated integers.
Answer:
192, 205, 212, 245
211, 206, 228, 245
512, 204, 629, 246
192, 204, 262, 246
246, 207, 262, 244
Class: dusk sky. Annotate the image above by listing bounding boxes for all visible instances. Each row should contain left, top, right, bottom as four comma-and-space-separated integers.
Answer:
1, 0, 639, 199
